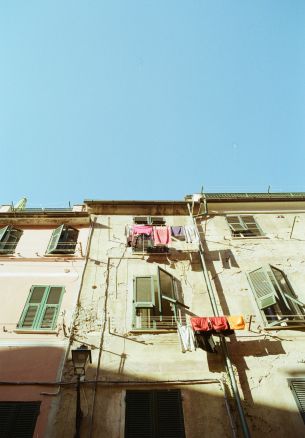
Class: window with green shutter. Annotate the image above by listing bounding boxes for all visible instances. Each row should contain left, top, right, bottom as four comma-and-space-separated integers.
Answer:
0, 225, 22, 254
248, 266, 305, 327
46, 225, 79, 254
227, 215, 263, 237
132, 269, 187, 330
18, 286, 64, 330
125, 390, 185, 438
288, 379, 305, 424
0, 401, 40, 438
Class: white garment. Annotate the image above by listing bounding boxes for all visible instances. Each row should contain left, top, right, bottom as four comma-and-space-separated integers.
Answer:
184, 225, 199, 243
192, 193, 202, 203
177, 324, 196, 353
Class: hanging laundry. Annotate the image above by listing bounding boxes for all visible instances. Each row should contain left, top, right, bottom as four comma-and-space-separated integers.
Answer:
171, 226, 185, 237
192, 194, 202, 203
177, 324, 196, 353
132, 225, 153, 236
226, 315, 245, 330
194, 331, 217, 353
153, 226, 171, 246
184, 225, 199, 243
208, 316, 229, 332
190, 317, 210, 332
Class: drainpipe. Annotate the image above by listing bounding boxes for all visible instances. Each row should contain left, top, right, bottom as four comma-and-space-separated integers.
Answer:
187, 202, 251, 438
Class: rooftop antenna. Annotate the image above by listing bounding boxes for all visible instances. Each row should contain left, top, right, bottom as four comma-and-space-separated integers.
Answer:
14, 197, 27, 210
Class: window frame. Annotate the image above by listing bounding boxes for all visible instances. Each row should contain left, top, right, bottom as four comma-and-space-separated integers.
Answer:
226, 215, 264, 238
46, 224, 79, 255
132, 268, 187, 330
247, 265, 305, 327
125, 389, 185, 438
0, 225, 22, 254
288, 378, 305, 424
17, 285, 65, 331
0, 401, 41, 438
133, 216, 166, 225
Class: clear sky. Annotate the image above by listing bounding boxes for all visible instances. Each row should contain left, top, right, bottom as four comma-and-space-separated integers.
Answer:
0, 1, 304, 206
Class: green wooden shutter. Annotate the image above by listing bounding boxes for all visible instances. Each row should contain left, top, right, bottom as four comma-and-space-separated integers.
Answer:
155, 390, 185, 438
226, 216, 247, 232
4, 227, 22, 254
158, 267, 175, 300
0, 225, 9, 242
46, 225, 64, 254
289, 379, 305, 423
241, 215, 263, 236
0, 401, 41, 438
38, 287, 64, 329
18, 286, 47, 329
0, 225, 10, 252
125, 391, 154, 438
248, 267, 277, 309
125, 390, 185, 438
134, 277, 155, 307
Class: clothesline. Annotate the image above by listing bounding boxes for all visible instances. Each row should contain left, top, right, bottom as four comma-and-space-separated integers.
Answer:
177, 315, 246, 354
126, 224, 199, 247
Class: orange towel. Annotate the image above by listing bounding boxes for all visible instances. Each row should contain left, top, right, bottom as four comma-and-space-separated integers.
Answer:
226, 315, 245, 330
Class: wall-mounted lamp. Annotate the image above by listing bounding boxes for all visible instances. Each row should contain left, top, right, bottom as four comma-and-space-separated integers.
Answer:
71, 345, 92, 437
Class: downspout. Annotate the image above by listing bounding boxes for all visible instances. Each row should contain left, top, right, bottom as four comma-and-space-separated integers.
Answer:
187, 202, 251, 438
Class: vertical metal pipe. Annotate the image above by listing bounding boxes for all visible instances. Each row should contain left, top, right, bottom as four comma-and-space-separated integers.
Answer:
187, 202, 251, 438
75, 375, 82, 438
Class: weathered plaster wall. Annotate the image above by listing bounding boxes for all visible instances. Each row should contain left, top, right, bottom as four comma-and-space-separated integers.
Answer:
53, 214, 232, 438
52, 208, 305, 438
202, 212, 305, 437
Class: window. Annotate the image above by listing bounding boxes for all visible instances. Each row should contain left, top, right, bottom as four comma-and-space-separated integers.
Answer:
247, 266, 305, 327
226, 215, 263, 237
133, 216, 165, 225
0, 225, 22, 254
46, 224, 78, 254
17, 286, 64, 330
129, 218, 169, 253
288, 379, 305, 424
0, 401, 40, 438
132, 234, 154, 253
125, 390, 185, 438
133, 268, 185, 330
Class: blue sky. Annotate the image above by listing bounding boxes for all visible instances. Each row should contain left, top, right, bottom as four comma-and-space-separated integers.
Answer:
0, 1, 304, 206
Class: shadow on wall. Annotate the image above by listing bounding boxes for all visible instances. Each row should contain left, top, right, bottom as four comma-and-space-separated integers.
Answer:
0, 346, 304, 438
0, 345, 66, 438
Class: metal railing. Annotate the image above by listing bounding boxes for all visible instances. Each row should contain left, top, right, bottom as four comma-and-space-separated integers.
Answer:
265, 314, 305, 328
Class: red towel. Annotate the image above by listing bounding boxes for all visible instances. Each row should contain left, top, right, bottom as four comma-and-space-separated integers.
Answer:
209, 316, 229, 331
153, 226, 171, 245
190, 317, 210, 332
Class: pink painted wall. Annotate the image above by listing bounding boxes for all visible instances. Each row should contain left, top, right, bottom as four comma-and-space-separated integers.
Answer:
0, 224, 90, 437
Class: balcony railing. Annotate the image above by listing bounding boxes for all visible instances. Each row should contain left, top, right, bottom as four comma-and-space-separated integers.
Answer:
265, 314, 305, 328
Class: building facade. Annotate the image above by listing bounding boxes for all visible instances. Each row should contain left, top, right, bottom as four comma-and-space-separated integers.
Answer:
0, 204, 90, 437
1, 194, 305, 437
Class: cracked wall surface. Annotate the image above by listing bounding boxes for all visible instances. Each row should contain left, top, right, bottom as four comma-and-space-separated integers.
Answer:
52, 207, 305, 438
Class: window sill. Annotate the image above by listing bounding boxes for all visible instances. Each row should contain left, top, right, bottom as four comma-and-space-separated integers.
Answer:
264, 324, 305, 331
14, 329, 58, 334
226, 236, 269, 240
44, 253, 76, 257
129, 329, 177, 334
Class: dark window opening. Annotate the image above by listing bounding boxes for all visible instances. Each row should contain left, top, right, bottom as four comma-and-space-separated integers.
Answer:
0, 226, 22, 254
125, 390, 185, 438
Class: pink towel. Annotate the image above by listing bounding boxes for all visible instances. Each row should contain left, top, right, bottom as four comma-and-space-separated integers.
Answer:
132, 225, 153, 236
153, 226, 171, 245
